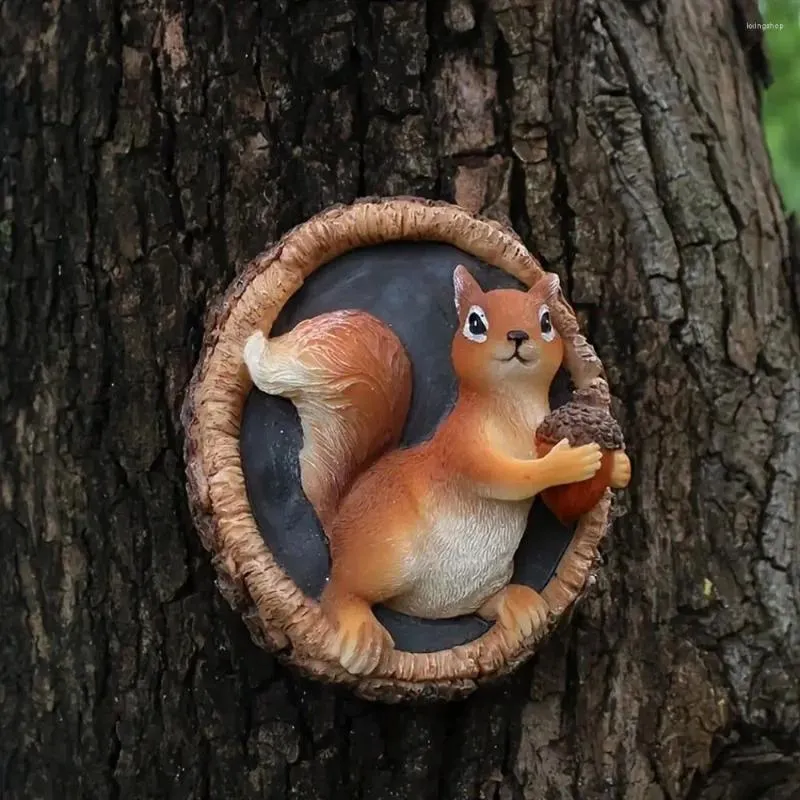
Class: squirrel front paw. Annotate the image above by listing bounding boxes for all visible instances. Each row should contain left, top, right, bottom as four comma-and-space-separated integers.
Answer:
478, 584, 549, 644
610, 451, 631, 489
326, 600, 395, 676
543, 438, 603, 486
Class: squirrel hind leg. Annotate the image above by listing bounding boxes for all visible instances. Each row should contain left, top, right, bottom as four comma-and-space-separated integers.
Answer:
320, 584, 395, 675
478, 584, 549, 644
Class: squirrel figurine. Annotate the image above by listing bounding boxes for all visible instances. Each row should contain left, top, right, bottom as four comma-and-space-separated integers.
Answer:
244, 265, 606, 675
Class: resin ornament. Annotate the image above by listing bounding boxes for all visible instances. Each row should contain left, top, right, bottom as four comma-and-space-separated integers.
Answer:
244, 266, 603, 677
182, 197, 630, 702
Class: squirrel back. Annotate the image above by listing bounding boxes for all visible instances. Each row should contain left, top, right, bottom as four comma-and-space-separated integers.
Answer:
244, 309, 412, 531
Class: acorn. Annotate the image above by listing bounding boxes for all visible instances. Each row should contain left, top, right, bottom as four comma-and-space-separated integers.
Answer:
535, 384, 625, 525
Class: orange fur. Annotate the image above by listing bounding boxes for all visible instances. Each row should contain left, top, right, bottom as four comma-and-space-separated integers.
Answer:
243, 266, 604, 675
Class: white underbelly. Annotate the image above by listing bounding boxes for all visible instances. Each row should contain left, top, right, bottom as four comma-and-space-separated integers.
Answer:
389, 499, 531, 618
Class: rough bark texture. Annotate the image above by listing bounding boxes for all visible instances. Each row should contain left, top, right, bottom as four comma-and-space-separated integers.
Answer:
1, 0, 798, 798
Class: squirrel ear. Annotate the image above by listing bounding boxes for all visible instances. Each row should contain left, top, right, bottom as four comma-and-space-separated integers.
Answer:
453, 265, 483, 316
529, 271, 560, 299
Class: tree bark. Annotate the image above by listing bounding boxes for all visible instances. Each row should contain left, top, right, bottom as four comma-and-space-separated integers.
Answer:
1, 0, 798, 798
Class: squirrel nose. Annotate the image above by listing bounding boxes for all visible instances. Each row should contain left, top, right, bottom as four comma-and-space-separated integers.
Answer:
507, 330, 529, 344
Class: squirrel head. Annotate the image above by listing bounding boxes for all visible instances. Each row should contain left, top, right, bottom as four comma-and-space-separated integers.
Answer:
450, 265, 565, 394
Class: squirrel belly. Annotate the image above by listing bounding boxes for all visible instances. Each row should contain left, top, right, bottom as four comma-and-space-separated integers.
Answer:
382, 490, 530, 619
325, 443, 534, 619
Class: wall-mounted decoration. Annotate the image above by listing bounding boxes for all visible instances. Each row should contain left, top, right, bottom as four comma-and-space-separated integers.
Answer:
181, 197, 630, 702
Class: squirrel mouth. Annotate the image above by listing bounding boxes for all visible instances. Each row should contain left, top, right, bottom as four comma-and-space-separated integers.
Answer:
500, 351, 532, 364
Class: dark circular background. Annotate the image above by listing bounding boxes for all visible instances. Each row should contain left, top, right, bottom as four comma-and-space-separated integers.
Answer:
240, 241, 575, 653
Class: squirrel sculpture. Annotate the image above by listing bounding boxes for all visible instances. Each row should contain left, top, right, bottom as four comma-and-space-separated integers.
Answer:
243, 265, 628, 675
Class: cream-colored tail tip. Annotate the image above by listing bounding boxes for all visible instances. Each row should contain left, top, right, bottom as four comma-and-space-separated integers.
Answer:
243, 330, 269, 385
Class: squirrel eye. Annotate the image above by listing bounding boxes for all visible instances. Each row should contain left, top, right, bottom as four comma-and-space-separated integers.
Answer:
539, 306, 556, 342
463, 306, 489, 343
468, 312, 486, 336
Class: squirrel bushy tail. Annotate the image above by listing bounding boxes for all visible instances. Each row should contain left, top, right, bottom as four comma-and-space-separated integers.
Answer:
243, 310, 412, 531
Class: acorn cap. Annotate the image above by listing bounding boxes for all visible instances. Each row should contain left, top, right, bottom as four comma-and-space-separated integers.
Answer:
537, 390, 625, 450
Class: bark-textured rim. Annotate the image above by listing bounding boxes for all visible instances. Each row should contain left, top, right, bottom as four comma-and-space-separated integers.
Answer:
181, 196, 612, 702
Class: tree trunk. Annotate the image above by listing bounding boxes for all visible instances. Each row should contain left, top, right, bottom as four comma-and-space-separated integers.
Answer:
2, 0, 798, 798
